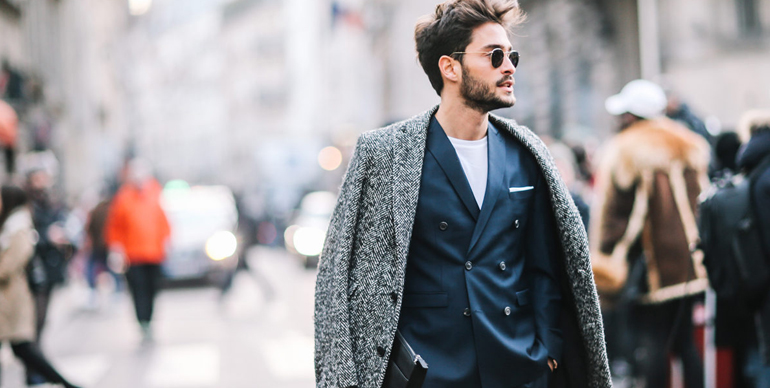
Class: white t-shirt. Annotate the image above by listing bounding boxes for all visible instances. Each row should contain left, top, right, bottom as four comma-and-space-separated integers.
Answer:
448, 135, 488, 208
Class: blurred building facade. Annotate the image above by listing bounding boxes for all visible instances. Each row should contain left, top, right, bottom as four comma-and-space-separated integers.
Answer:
4, 0, 770, 203
0, 0, 129, 199
365, 0, 770, 139
220, 0, 331, 215
658, 0, 770, 127
122, 0, 230, 185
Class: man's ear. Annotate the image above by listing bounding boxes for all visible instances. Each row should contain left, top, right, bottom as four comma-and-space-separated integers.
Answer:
438, 55, 461, 84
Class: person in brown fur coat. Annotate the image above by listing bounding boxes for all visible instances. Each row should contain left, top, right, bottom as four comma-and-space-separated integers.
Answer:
592, 80, 710, 388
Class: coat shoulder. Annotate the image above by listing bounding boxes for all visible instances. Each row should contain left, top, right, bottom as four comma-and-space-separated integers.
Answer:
489, 114, 549, 153
355, 111, 431, 157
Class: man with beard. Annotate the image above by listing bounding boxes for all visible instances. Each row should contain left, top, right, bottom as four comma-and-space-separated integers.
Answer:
313, 1, 610, 388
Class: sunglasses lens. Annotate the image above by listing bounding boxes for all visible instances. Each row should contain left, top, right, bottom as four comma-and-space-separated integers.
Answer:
510, 51, 519, 68
491, 49, 504, 68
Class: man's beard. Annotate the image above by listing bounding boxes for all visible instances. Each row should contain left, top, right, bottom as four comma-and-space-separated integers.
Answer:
460, 66, 515, 113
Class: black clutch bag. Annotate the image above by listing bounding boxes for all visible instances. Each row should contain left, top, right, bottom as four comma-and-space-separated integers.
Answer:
382, 330, 428, 388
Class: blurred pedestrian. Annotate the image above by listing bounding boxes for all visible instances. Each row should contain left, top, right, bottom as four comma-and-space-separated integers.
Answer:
25, 169, 71, 328
709, 131, 742, 180
549, 141, 590, 232
736, 110, 770, 386
0, 99, 18, 177
0, 185, 81, 388
105, 158, 170, 343
315, 1, 610, 387
666, 90, 712, 144
592, 79, 710, 388
24, 168, 74, 385
84, 198, 119, 308
700, 129, 751, 388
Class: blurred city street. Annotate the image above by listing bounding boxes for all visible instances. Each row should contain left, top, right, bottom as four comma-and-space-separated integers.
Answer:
0, 247, 316, 388
2, 0, 770, 387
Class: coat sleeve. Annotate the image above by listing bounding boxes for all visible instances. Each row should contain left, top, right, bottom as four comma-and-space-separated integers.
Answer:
314, 134, 370, 388
0, 230, 35, 283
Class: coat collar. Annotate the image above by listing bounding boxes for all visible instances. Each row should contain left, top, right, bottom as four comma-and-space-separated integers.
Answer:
467, 121, 506, 254
392, 106, 436, 264
425, 116, 480, 220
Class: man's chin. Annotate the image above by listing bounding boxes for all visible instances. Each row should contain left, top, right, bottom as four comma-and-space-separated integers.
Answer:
492, 96, 516, 110
462, 93, 516, 112
500, 92, 516, 106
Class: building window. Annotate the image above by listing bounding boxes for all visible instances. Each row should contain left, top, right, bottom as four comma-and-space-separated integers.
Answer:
736, 0, 761, 37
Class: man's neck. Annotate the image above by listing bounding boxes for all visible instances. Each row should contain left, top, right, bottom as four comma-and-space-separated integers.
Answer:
435, 100, 489, 141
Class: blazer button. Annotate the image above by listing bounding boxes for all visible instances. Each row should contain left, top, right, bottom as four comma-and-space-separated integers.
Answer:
465, 261, 473, 271
390, 292, 398, 303
504, 306, 512, 316
499, 261, 507, 271
439, 221, 448, 231
514, 219, 520, 229
377, 346, 386, 357
463, 308, 471, 317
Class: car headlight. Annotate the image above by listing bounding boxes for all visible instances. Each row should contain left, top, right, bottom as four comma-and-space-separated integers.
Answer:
293, 227, 325, 257
284, 225, 300, 253
205, 231, 238, 261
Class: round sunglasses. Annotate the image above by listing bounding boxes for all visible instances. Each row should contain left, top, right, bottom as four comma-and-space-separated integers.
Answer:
451, 48, 520, 69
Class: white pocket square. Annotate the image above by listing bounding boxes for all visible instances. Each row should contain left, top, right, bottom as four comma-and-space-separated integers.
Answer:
509, 186, 534, 193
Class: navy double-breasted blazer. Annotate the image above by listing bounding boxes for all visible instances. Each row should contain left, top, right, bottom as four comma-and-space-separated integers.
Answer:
397, 117, 563, 388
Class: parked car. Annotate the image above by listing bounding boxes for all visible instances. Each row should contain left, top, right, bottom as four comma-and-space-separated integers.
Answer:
161, 182, 240, 282
284, 191, 336, 268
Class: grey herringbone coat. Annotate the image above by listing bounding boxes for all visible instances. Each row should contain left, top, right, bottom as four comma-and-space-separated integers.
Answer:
314, 106, 611, 388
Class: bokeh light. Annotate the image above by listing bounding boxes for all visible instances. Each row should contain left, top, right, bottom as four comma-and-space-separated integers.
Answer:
318, 146, 342, 171
128, 0, 152, 16
205, 231, 237, 261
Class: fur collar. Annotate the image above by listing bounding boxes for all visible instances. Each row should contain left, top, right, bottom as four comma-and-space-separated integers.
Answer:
597, 118, 711, 190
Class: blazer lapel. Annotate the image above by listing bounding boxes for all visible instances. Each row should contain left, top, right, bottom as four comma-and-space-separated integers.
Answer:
392, 107, 435, 266
467, 121, 506, 255
426, 117, 481, 221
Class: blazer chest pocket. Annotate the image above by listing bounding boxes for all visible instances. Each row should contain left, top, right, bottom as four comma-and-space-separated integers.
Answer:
402, 292, 448, 308
508, 186, 535, 199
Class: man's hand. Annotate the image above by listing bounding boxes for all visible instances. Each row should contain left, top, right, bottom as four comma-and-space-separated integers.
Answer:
548, 358, 557, 372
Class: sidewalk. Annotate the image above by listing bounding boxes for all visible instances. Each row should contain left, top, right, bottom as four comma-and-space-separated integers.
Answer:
0, 247, 316, 388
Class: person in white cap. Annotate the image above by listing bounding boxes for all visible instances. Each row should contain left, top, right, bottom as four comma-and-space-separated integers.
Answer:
604, 79, 668, 127
591, 79, 710, 388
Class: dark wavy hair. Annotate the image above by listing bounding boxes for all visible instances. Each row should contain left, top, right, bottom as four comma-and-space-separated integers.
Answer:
0, 185, 29, 230
415, 0, 525, 96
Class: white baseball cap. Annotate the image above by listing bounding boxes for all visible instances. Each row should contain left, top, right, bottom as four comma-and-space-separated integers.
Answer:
605, 79, 667, 119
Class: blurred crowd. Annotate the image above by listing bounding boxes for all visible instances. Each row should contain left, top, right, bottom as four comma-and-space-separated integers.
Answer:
0, 152, 176, 386
547, 79, 770, 388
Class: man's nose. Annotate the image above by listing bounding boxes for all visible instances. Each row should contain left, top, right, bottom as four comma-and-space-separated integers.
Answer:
501, 56, 515, 74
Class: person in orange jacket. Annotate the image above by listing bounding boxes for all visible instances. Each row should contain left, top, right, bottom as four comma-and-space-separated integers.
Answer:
105, 158, 170, 342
